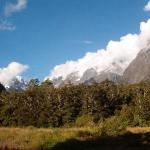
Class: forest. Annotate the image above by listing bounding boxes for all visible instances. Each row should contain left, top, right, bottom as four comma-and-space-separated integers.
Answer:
0, 79, 150, 130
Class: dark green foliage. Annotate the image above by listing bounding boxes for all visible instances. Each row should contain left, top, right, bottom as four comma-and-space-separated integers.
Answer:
0, 79, 150, 127
0, 83, 5, 93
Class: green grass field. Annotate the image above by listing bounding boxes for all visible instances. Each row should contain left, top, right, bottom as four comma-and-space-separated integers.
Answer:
0, 127, 149, 150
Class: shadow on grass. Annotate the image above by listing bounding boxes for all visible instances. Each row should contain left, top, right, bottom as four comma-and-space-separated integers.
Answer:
49, 132, 150, 150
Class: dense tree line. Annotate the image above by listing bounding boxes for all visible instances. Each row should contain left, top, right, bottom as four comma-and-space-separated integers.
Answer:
0, 79, 150, 127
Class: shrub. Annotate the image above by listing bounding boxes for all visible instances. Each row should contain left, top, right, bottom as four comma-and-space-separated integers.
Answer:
100, 116, 128, 136
75, 115, 95, 127
100, 105, 134, 137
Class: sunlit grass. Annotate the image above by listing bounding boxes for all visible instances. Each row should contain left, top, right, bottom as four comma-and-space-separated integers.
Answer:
0, 127, 99, 149
127, 127, 150, 134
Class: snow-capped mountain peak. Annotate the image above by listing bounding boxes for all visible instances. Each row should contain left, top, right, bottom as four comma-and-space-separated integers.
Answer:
5, 76, 27, 91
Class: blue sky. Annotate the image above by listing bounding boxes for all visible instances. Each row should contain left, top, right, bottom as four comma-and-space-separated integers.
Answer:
0, 0, 149, 80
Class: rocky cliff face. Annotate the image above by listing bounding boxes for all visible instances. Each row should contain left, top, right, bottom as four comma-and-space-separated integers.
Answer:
95, 72, 122, 83
80, 68, 98, 83
123, 45, 150, 84
52, 70, 122, 87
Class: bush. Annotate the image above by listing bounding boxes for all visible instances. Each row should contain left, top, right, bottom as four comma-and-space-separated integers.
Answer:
119, 105, 134, 125
75, 115, 95, 127
100, 116, 127, 136
100, 105, 134, 136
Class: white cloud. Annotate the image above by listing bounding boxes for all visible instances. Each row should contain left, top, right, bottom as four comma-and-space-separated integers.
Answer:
144, 1, 150, 12
0, 20, 16, 31
47, 19, 150, 80
4, 0, 27, 16
0, 62, 28, 86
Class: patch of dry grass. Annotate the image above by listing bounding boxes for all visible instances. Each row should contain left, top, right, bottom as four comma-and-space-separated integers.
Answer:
126, 127, 150, 134
0, 127, 52, 149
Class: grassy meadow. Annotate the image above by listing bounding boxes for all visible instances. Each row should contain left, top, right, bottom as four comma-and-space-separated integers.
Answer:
0, 127, 149, 150
0, 127, 98, 150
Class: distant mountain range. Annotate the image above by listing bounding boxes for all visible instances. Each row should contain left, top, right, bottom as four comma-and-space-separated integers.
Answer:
51, 43, 150, 87
5, 43, 150, 90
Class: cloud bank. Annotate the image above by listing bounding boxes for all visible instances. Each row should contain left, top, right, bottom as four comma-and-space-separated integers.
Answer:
0, 62, 28, 86
47, 18, 150, 80
145, 0, 150, 12
4, 0, 27, 16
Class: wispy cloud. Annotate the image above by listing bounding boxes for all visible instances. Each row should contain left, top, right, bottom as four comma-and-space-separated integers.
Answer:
0, 20, 16, 31
4, 0, 27, 17
144, 0, 150, 12
0, 0, 28, 31
82, 40, 93, 44
74, 40, 94, 45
